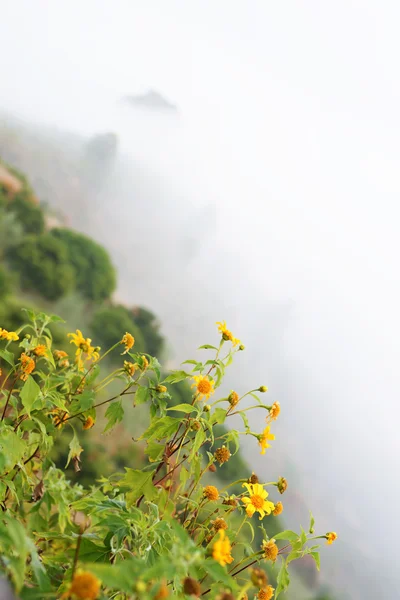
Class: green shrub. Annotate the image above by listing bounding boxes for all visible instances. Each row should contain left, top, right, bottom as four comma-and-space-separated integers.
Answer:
7, 191, 45, 234
90, 304, 145, 356
50, 228, 116, 301
7, 233, 75, 300
0, 266, 13, 300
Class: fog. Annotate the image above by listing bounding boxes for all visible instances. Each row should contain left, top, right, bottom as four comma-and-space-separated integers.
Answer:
1, 1, 400, 597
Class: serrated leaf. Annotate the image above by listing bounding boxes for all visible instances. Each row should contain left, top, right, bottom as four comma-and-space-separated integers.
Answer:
121, 469, 157, 505
164, 370, 191, 384
141, 416, 181, 441
213, 407, 226, 424
66, 430, 83, 467
273, 530, 300, 542
145, 441, 165, 462
103, 401, 124, 433
20, 376, 40, 417
135, 385, 149, 405
275, 557, 290, 598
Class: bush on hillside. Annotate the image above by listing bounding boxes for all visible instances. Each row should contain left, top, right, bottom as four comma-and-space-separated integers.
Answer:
7, 233, 75, 300
50, 228, 116, 301
90, 304, 145, 356
7, 191, 45, 235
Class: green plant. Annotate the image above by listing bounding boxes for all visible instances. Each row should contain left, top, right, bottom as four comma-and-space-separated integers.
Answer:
50, 228, 116, 302
0, 314, 336, 599
7, 233, 75, 300
7, 191, 45, 235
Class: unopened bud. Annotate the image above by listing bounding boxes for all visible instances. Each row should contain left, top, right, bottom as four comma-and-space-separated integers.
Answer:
203, 404, 211, 412
191, 420, 201, 431
239, 344, 245, 351
259, 385, 268, 393
156, 384, 167, 393
248, 472, 259, 484
277, 476, 288, 494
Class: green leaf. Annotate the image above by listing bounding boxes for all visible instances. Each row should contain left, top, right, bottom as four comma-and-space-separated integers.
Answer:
78, 538, 110, 562
300, 525, 307, 546
0, 348, 14, 366
213, 407, 226, 424
166, 403, 197, 414
0, 427, 25, 472
66, 430, 83, 468
309, 510, 315, 534
135, 385, 149, 405
239, 411, 250, 431
141, 416, 181, 441
192, 427, 206, 455
103, 400, 124, 433
164, 370, 191, 384
203, 557, 232, 586
26, 539, 52, 591
275, 557, 290, 598
20, 376, 40, 416
145, 441, 165, 462
310, 550, 320, 570
198, 344, 219, 350
273, 530, 300, 542
121, 469, 157, 505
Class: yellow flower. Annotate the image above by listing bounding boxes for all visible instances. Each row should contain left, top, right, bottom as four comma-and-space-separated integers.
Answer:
0, 328, 19, 342
204, 485, 219, 501
54, 350, 68, 360
33, 344, 47, 357
62, 570, 101, 599
262, 539, 279, 562
83, 416, 95, 430
121, 332, 135, 354
191, 375, 215, 401
268, 401, 280, 421
258, 425, 275, 455
326, 531, 337, 545
212, 529, 234, 566
140, 355, 149, 370
68, 330, 100, 369
272, 501, 283, 516
124, 360, 136, 376
51, 409, 69, 429
216, 321, 240, 346
19, 352, 35, 381
228, 391, 239, 406
257, 586, 275, 600
242, 483, 275, 519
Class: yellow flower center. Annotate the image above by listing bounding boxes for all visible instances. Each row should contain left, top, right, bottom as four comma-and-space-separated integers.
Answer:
197, 379, 211, 394
250, 494, 264, 509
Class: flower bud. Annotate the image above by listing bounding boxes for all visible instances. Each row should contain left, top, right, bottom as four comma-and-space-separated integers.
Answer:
191, 421, 201, 431
277, 476, 288, 494
239, 344, 245, 351
203, 404, 211, 412
248, 472, 259, 484
156, 384, 167, 393
228, 391, 239, 407
259, 385, 268, 393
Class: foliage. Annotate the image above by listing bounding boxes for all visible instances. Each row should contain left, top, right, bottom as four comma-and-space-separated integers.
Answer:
0, 266, 13, 300
90, 305, 145, 356
7, 233, 75, 301
6, 191, 45, 235
0, 314, 336, 599
50, 228, 116, 302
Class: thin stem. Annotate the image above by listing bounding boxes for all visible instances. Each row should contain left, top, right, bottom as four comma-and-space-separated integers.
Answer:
71, 533, 82, 578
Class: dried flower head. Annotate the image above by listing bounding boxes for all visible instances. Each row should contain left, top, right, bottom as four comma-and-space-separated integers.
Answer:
248, 472, 259, 484
277, 477, 288, 494
214, 446, 231, 465
19, 353, 35, 381
251, 567, 268, 588
204, 485, 219, 501
212, 518, 228, 531
124, 360, 136, 376
272, 501, 283, 516
257, 585, 275, 600
62, 570, 100, 599
83, 416, 95, 430
33, 344, 47, 357
183, 577, 201, 597
262, 539, 279, 562
268, 401, 280, 421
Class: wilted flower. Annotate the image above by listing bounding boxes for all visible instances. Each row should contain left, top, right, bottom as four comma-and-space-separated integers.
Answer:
277, 477, 288, 494
19, 352, 35, 381
262, 539, 279, 562
212, 517, 228, 531
326, 531, 337, 545
33, 344, 47, 357
272, 501, 283, 516
214, 446, 231, 465
183, 577, 201, 597
216, 321, 240, 346
83, 416, 95, 430
257, 586, 275, 600
204, 485, 219, 501
121, 332, 135, 354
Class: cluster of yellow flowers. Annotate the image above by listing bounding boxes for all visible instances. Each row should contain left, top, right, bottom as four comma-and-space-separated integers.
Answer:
0, 327, 19, 341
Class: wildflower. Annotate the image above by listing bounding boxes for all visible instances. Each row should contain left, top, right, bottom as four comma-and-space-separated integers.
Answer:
258, 425, 275, 455
62, 570, 100, 599
212, 518, 228, 531
156, 384, 167, 393
83, 416, 95, 430
121, 332, 134, 354
214, 446, 231, 465
248, 472, 259, 484
60, 358, 70, 368
33, 344, 47, 357
140, 355, 149, 370
183, 577, 201, 597
216, 321, 240, 346
19, 352, 35, 381
251, 567, 268, 588
52, 409, 69, 429
223, 495, 238, 508
0, 328, 19, 342
228, 390, 239, 407
326, 531, 337, 545
68, 330, 99, 369
124, 360, 136, 376
54, 350, 68, 360
204, 485, 219, 501
262, 539, 279, 562
241, 483, 275, 519
268, 401, 280, 421
257, 586, 275, 600
272, 501, 283, 516
154, 580, 169, 599
191, 375, 215, 401
212, 529, 234, 566
258, 385, 268, 393
277, 477, 288, 494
